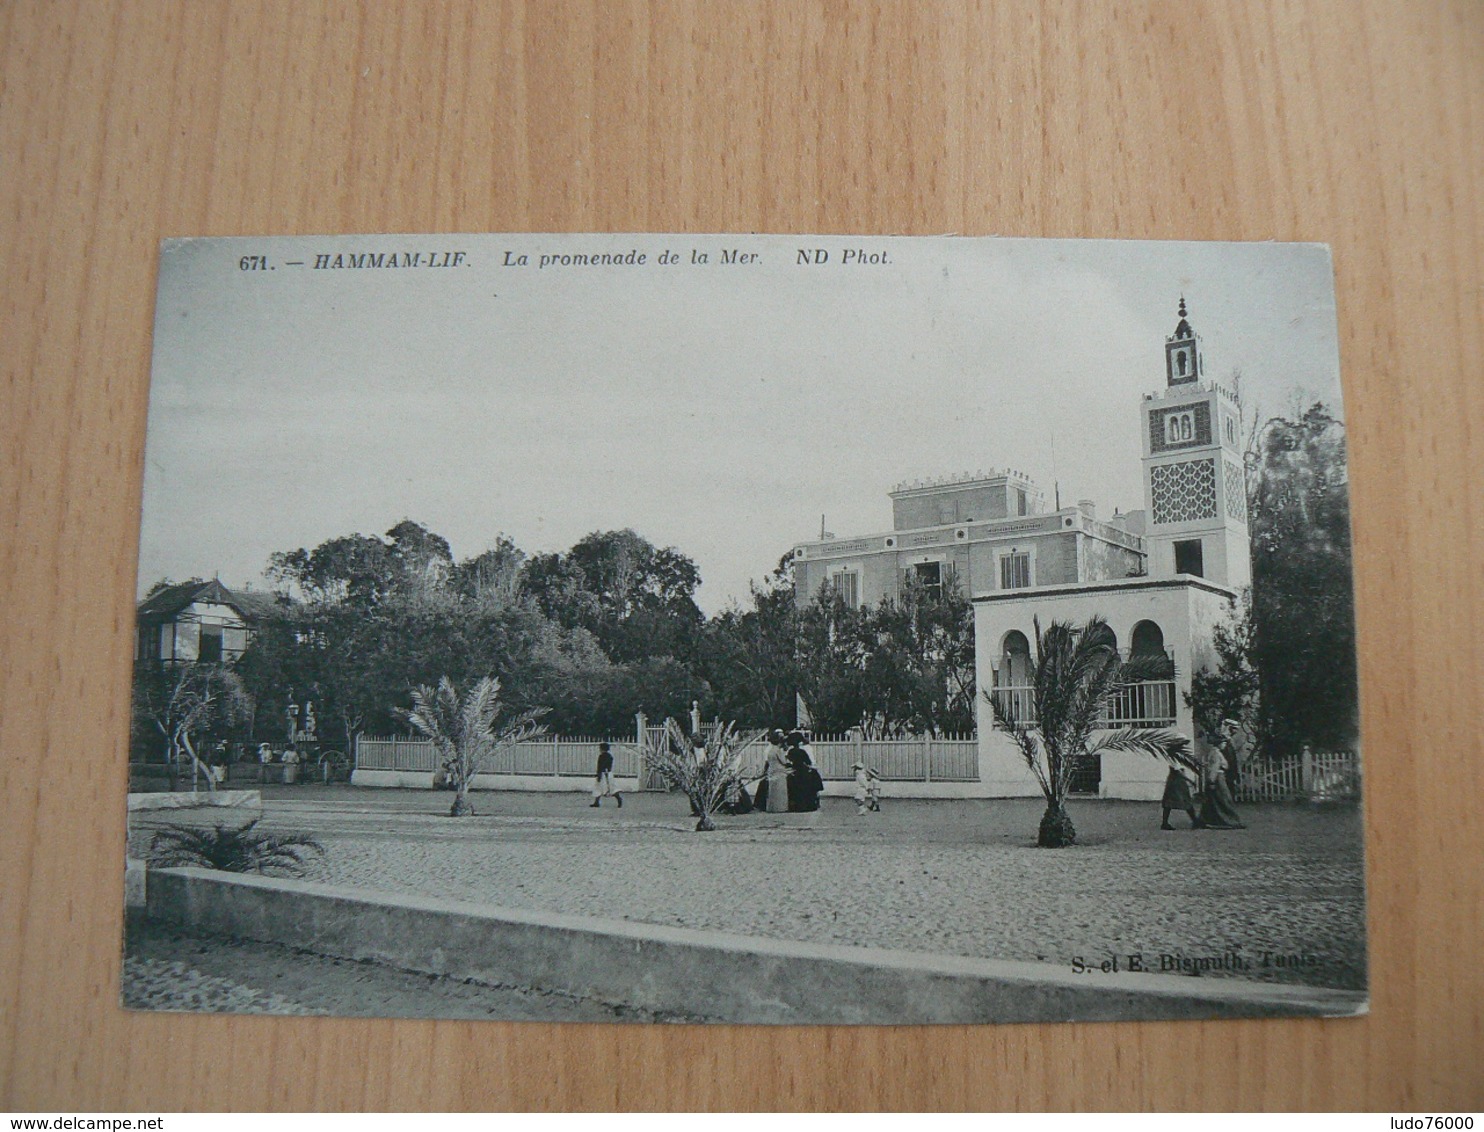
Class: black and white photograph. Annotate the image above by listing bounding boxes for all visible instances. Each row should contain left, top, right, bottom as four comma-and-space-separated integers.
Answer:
123, 234, 1365, 1025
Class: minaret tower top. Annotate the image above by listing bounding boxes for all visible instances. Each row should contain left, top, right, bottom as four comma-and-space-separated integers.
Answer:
1141, 297, 1251, 589
1165, 296, 1203, 387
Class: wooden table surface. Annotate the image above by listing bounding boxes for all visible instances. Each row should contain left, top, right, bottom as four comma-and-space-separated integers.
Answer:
2, 1, 1480, 1112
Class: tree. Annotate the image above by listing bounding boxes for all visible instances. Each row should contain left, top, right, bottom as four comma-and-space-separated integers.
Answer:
397, 676, 547, 816
793, 588, 873, 734
521, 529, 704, 663
984, 617, 1191, 847
266, 520, 452, 607
132, 663, 252, 793
1186, 590, 1262, 748
702, 584, 800, 730
640, 718, 759, 831
792, 572, 976, 737
267, 533, 396, 605
1246, 404, 1358, 754
450, 535, 526, 610
148, 818, 323, 876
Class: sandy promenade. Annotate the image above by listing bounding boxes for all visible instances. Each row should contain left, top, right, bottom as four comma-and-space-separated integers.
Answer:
127, 786, 1367, 1002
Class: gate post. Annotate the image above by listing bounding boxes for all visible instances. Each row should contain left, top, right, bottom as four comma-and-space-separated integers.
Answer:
635, 711, 648, 790
1301, 744, 1314, 797
923, 732, 932, 783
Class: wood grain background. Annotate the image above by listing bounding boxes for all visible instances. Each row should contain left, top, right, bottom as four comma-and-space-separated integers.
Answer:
1, 0, 1480, 1111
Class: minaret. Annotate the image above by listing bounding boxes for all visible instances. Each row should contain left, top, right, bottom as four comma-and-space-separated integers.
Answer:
1140, 298, 1251, 589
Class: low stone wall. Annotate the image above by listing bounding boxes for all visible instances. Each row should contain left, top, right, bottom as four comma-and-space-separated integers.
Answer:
145, 867, 1366, 1025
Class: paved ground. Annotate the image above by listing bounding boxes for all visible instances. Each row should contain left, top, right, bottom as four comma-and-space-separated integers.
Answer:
126, 785, 1368, 1009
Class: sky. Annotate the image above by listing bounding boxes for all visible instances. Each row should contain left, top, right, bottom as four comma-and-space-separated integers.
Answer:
139, 235, 1343, 614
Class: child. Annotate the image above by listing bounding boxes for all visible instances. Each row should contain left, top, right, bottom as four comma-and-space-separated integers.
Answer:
852, 761, 869, 815
866, 768, 882, 812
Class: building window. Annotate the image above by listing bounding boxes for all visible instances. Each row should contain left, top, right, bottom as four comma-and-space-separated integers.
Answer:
910, 561, 942, 598
831, 570, 861, 610
223, 627, 249, 661
1000, 630, 1032, 684
172, 620, 200, 662
999, 549, 1032, 590
993, 630, 1035, 724
1165, 410, 1196, 445
1130, 620, 1167, 660
1014, 487, 1028, 516
199, 624, 224, 663
1174, 538, 1204, 577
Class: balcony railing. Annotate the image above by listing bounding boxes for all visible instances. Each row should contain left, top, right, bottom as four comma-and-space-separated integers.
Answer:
989, 680, 1178, 728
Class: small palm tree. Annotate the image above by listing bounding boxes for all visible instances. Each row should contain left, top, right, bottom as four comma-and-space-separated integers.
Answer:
398, 676, 547, 816
642, 719, 760, 831
148, 818, 324, 876
985, 616, 1193, 847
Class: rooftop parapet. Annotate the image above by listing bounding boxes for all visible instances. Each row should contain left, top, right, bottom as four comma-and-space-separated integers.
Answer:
1145, 379, 1240, 407
888, 468, 1038, 496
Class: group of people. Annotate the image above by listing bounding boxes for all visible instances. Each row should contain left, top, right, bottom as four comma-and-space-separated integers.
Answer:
592, 728, 884, 817
753, 729, 825, 813
1160, 718, 1247, 831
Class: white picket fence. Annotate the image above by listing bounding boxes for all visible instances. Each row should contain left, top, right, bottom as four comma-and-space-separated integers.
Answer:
789, 734, 979, 782
360, 729, 980, 784
639, 725, 978, 784
1235, 748, 1361, 803
356, 735, 641, 778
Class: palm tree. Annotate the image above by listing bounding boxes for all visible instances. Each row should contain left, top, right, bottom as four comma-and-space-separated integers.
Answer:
641, 719, 760, 831
398, 676, 547, 816
985, 616, 1192, 847
148, 818, 323, 876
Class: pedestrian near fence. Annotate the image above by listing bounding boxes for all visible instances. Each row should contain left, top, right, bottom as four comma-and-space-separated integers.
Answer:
1159, 763, 1202, 830
590, 741, 622, 808
1197, 735, 1245, 830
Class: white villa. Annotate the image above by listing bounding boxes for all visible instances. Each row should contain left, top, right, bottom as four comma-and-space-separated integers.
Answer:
794, 299, 1251, 800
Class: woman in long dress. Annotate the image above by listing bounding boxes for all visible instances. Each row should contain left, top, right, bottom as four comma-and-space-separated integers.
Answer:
1160, 763, 1202, 829
760, 730, 791, 812
786, 742, 822, 812
1197, 741, 1246, 829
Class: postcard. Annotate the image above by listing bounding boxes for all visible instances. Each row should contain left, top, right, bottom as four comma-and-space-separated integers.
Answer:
124, 234, 1365, 1024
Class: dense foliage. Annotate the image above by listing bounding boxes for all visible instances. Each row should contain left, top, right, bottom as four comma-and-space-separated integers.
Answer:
1188, 403, 1358, 757
195, 521, 978, 746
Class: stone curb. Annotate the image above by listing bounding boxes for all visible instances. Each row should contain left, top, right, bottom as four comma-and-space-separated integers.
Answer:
127, 790, 263, 812
145, 867, 1368, 1025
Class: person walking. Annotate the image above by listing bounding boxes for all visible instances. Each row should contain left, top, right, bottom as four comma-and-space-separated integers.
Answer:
1160, 763, 1203, 830
1197, 737, 1245, 829
1220, 718, 1245, 794
590, 741, 622, 808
